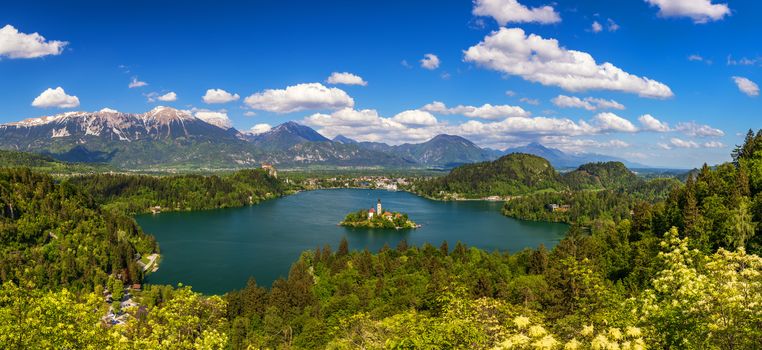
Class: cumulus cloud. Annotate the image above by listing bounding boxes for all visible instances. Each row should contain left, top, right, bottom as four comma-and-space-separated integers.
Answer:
732, 76, 759, 97
248, 123, 272, 135
326, 72, 367, 86
421, 101, 531, 119
593, 112, 638, 133
0, 24, 67, 59
703, 140, 724, 148
420, 54, 440, 70
303, 108, 441, 144
464, 28, 673, 98
203, 88, 240, 104
538, 136, 630, 153
193, 110, 232, 129
157, 92, 177, 102
243, 83, 354, 114
551, 95, 625, 111
592, 21, 603, 33
645, 0, 730, 23
638, 114, 670, 132
31, 87, 80, 108
675, 121, 725, 137
670, 137, 700, 148
304, 106, 648, 150
128, 77, 148, 88
391, 110, 438, 126
472, 0, 561, 25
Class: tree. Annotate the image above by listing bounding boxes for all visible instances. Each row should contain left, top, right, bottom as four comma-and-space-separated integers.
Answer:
728, 198, 756, 249
337, 237, 349, 257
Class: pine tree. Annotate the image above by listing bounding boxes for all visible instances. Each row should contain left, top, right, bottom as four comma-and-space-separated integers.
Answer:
337, 237, 349, 257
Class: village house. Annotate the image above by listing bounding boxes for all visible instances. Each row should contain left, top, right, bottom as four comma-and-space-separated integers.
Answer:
546, 203, 570, 213
368, 208, 375, 219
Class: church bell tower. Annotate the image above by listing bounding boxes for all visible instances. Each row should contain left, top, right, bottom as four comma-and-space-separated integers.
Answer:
377, 199, 382, 214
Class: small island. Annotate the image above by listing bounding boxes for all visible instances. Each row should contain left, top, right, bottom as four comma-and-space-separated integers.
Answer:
340, 199, 420, 230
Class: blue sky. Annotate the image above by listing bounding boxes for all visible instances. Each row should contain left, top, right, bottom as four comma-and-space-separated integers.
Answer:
1, 0, 760, 167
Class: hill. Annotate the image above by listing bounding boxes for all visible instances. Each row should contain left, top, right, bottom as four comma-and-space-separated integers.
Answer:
413, 153, 564, 199
562, 161, 639, 190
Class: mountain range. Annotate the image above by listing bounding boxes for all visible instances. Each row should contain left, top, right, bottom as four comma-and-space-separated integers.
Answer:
0, 107, 649, 169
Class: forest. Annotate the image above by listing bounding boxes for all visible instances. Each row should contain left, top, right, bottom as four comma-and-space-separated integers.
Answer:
0, 130, 761, 349
410, 153, 655, 199
68, 168, 286, 215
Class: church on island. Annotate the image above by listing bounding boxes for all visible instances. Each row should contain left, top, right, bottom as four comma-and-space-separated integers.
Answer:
340, 199, 418, 229
367, 199, 401, 221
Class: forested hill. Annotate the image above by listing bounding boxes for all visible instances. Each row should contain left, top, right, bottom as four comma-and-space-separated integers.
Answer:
68, 168, 286, 215
411, 153, 648, 199
412, 153, 563, 198
563, 161, 639, 190
0, 168, 156, 290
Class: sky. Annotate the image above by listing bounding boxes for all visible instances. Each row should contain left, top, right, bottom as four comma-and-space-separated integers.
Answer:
1, 0, 760, 168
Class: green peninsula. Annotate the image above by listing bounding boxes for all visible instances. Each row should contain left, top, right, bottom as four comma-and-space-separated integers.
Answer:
340, 199, 419, 229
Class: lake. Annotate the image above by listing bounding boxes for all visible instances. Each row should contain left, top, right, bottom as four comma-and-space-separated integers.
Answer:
137, 189, 567, 294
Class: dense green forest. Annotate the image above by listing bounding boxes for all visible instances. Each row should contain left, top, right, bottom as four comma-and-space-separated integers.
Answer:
1, 130, 762, 349
67, 169, 286, 214
0, 168, 156, 290
411, 153, 651, 199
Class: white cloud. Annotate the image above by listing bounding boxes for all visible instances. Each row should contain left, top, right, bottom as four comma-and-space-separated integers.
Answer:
194, 110, 232, 129
421, 101, 531, 119
157, 92, 177, 102
472, 0, 561, 25
128, 77, 148, 88
303, 108, 441, 145
727, 56, 760, 66
243, 83, 354, 114
551, 95, 625, 111
607, 19, 620, 31
326, 72, 367, 86
703, 141, 724, 148
675, 121, 725, 137
0, 24, 67, 59
593, 112, 638, 133
538, 136, 630, 153
638, 114, 670, 132
248, 123, 272, 135
520, 97, 540, 105
420, 54, 440, 70
688, 54, 703, 61
592, 21, 603, 33
31, 87, 80, 108
732, 76, 759, 97
464, 28, 673, 98
202, 88, 240, 104
391, 110, 438, 126
645, 0, 730, 23
670, 137, 700, 148
243, 111, 257, 117
505, 90, 517, 97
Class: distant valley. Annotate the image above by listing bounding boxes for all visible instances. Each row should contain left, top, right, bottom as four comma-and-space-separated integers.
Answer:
0, 107, 651, 170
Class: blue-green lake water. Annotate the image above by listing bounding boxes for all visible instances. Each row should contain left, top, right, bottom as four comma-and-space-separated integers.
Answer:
137, 189, 567, 294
